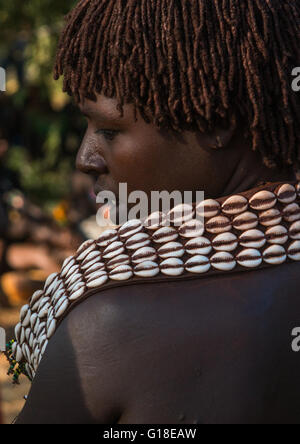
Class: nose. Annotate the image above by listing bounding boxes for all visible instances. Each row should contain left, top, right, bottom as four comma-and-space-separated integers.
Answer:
76, 139, 108, 176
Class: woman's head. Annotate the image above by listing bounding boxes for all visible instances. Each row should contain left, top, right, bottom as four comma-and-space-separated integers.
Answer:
54, 0, 300, 200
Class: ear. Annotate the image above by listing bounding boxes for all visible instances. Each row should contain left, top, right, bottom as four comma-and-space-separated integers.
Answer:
209, 115, 237, 150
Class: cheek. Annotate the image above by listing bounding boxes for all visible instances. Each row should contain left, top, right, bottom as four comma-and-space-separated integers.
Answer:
108, 138, 168, 191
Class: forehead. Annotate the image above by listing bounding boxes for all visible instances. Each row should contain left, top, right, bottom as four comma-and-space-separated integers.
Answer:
78, 94, 134, 123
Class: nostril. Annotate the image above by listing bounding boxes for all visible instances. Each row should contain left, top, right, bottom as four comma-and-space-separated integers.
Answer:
76, 151, 108, 176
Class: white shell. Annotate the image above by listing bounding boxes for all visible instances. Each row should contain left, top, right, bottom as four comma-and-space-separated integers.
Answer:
185, 237, 212, 255
82, 251, 102, 266
143, 212, 167, 230
167, 203, 194, 225
66, 273, 82, 288
263, 245, 287, 265
206, 216, 232, 234
237, 249, 262, 268
239, 229, 266, 249
69, 285, 86, 301
233, 212, 258, 231
86, 274, 109, 288
30, 313, 39, 330
61, 256, 75, 278
96, 229, 118, 248
103, 241, 125, 259
210, 252, 236, 271
119, 219, 144, 240
15, 323, 22, 343
179, 219, 204, 238
276, 184, 296, 204
44, 273, 58, 291
30, 290, 43, 307
249, 190, 277, 211
158, 242, 185, 259
55, 298, 69, 318
288, 241, 300, 261
259, 209, 282, 227
21, 306, 31, 328
185, 256, 211, 274
289, 221, 300, 240
125, 233, 150, 250
222, 195, 248, 215
152, 227, 178, 243
160, 258, 184, 276
84, 262, 105, 275
265, 226, 288, 245
196, 199, 220, 219
76, 240, 95, 261
16, 345, 23, 362
109, 265, 133, 281
107, 254, 130, 270
47, 319, 57, 339
283, 203, 300, 223
212, 233, 238, 252
132, 247, 157, 264
81, 256, 102, 271
134, 261, 160, 278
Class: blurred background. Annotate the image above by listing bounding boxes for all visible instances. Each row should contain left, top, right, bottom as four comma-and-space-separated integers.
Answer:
0, 0, 103, 423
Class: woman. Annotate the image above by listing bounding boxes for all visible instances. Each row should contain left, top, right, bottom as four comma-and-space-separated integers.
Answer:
8, 0, 300, 424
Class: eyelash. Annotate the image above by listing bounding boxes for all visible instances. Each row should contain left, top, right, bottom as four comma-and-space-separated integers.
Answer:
95, 129, 119, 141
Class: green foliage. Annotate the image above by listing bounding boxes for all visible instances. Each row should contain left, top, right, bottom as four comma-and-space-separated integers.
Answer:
0, 0, 83, 210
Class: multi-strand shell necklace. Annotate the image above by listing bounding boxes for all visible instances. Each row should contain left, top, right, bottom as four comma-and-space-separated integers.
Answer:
5, 181, 300, 383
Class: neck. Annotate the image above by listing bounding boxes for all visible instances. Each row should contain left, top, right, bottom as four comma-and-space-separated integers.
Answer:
222, 136, 296, 198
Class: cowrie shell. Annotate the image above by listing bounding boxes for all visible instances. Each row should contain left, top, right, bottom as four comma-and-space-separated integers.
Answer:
263, 245, 287, 265
125, 233, 150, 250
81, 256, 102, 271
66, 272, 82, 288
47, 319, 57, 339
212, 233, 238, 252
283, 203, 300, 223
160, 258, 184, 276
132, 247, 157, 265
185, 237, 212, 255
134, 261, 160, 278
84, 262, 105, 276
11, 341, 17, 357
233, 212, 258, 231
86, 269, 107, 283
21, 306, 31, 328
22, 343, 31, 363
96, 229, 118, 248
86, 273, 108, 289
44, 273, 58, 291
30, 290, 43, 308
143, 212, 167, 230
179, 219, 204, 238
237, 249, 262, 268
16, 345, 23, 363
276, 184, 296, 204
259, 209, 282, 227
167, 204, 194, 225
103, 241, 125, 259
65, 264, 80, 280
265, 226, 288, 245
25, 364, 34, 381
196, 199, 220, 219
206, 216, 232, 234
33, 318, 41, 336
152, 227, 178, 243
69, 284, 86, 301
107, 254, 131, 270
158, 242, 185, 259
76, 239, 95, 261
210, 252, 236, 271
30, 313, 39, 330
289, 221, 300, 240
288, 241, 300, 261
55, 297, 69, 318
222, 195, 248, 215
61, 256, 76, 278
41, 339, 48, 356
15, 323, 22, 343
82, 251, 102, 266
109, 265, 133, 281
185, 256, 211, 274
249, 190, 277, 211
239, 229, 266, 249
119, 220, 144, 240
25, 327, 31, 342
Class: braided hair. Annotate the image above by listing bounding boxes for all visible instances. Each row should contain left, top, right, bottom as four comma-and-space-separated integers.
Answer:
54, 0, 300, 169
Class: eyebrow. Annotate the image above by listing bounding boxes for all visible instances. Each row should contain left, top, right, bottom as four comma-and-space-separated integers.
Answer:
80, 106, 121, 122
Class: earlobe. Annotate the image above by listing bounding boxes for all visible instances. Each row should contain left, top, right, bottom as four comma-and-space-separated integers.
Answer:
209, 115, 237, 150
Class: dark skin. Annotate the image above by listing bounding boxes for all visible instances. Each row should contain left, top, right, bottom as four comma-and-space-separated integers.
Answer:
16, 94, 299, 424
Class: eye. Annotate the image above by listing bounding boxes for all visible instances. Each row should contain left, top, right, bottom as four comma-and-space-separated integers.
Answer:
95, 129, 119, 141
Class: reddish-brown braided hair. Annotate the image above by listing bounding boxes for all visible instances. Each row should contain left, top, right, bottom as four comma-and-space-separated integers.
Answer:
54, 0, 300, 169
